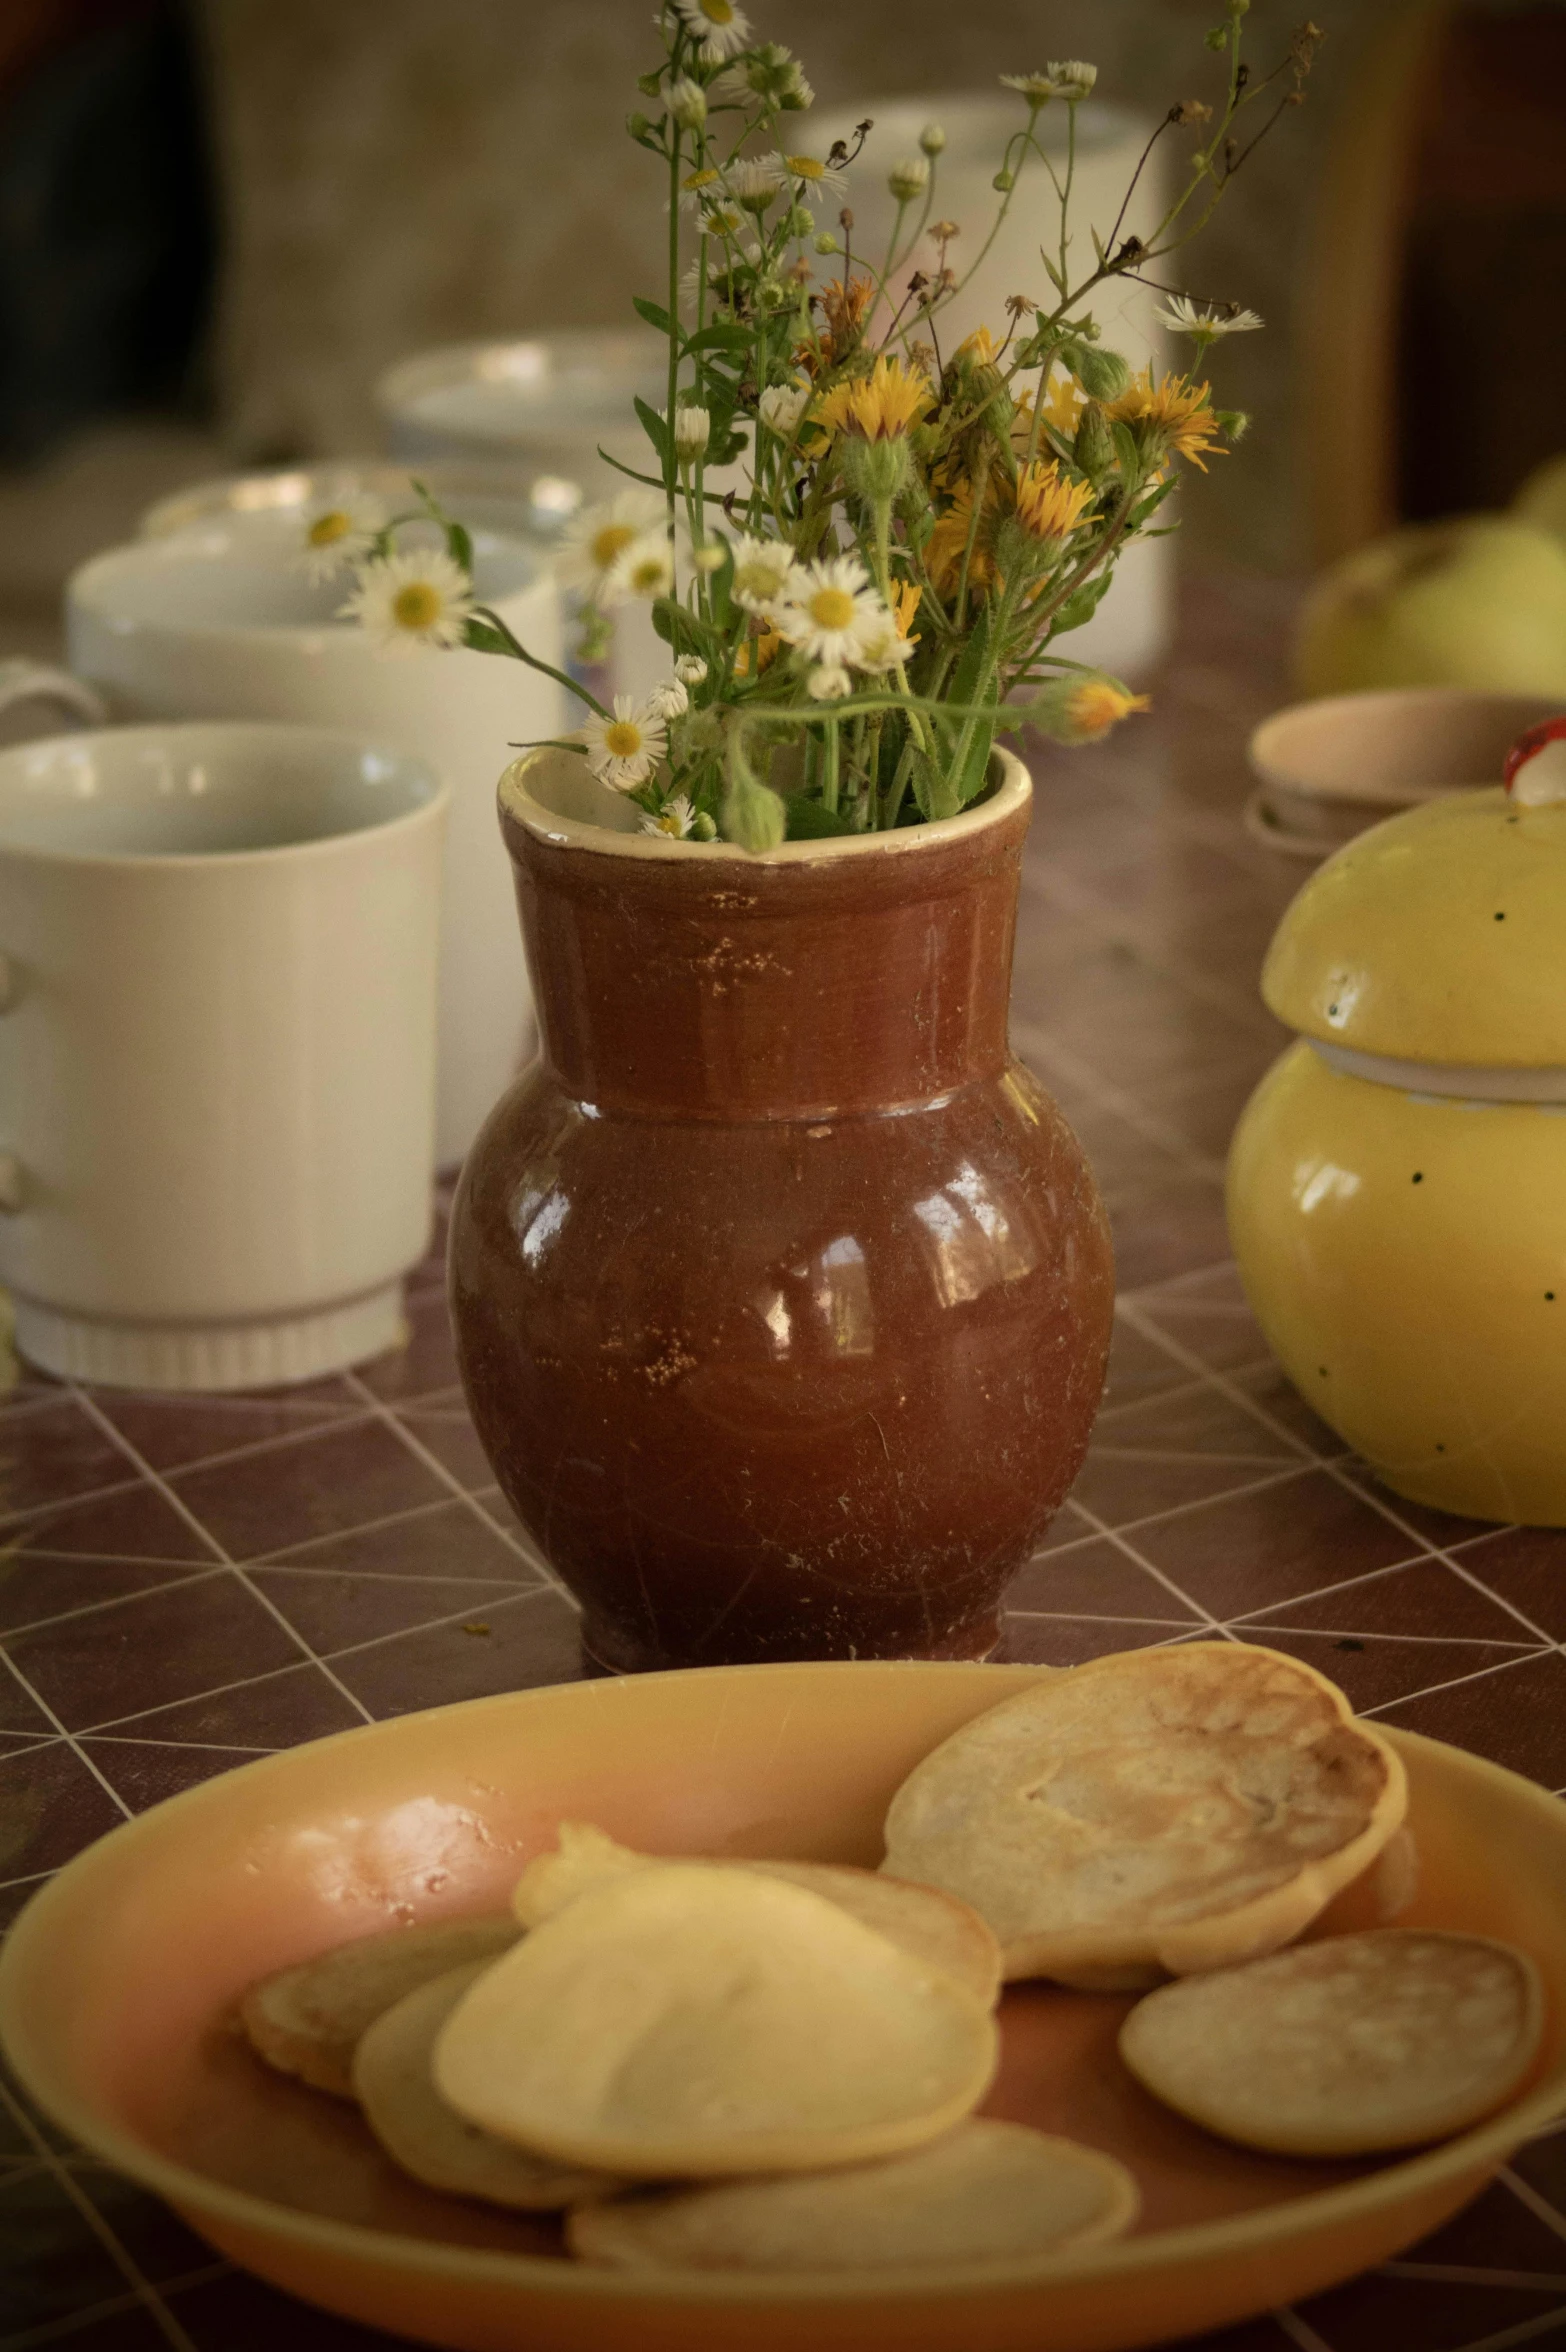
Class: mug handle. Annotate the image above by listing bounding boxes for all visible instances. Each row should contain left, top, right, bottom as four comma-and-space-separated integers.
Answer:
0, 659, 107, 733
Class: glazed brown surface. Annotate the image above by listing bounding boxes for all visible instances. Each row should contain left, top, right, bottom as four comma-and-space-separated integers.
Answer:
449, 783, 1116, 1668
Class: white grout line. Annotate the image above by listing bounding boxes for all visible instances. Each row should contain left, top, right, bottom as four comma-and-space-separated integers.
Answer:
61, 1389, 379, 1731
1438, 2307, 1566, 2352
1053, 1497, 1227, 1637
1013, 1019, 1230, 1184
251, 1484, 533, 1568
0, 2074, 202, 2352
341, 1370, 572, 1601
1274, 2305, 1337, 2352
0, 1565, 227, 1644
1383, 2262, 1566, 2291
5, 2266, 230, 2352
0, 1651, 132, 1825
75, 1655, 358, 1740
76, 1735, 280, 1757
0, 1866, 54, 1896
1502, 2169, 1566, 2248
1356, 1647, 1558, 1721
315, 1578, 572, 1668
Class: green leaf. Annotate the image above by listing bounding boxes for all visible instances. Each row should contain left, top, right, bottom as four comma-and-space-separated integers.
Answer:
634, 395, 672, 472
463, 618, 514, 657
446, 521, 474, 576
1048, 569, 1115, 636
1126, 474, 1179, 530
683, 321, 751, 356
650, 597, 678, 645
633, 297, 673, 334
785, 794, 853, 839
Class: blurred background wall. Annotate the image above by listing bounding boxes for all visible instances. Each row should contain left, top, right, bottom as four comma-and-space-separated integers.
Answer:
0, 0, 1562, 629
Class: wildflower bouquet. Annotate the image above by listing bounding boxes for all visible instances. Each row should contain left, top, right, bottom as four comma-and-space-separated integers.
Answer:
326, 0, 1320, 851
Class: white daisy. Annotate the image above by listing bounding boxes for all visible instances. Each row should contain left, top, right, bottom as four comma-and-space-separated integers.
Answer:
640, 792, 697, 837
558, 490, 665, 595
670, 404, 711, 461
299, 493, 385, 582
709, 44, 812, 111
724, 156, 784, 212
604, 525, 678, 603
772, 555, 886, 667
888, 156, 930, 203
854, 612, 916, 673
338, 549, 475, 653
669, 0, 752, 65
770, 151, 848, 202
675, 653, 709, 685
1155, 294, 1264, 338
667, 76, 706, 131
728, 531, 798, 614
677, 165, 726, 212
650, 676, 689, 719
757, 383, 810, 437
1001, 60, 1098, 104
806, 664, 853, 701
581, 695, 669, 790
698, 198, 747, 239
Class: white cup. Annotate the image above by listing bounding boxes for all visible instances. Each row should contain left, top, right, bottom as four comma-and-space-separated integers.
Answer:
44, 519, 564, 1168
0, 721, 446, 1391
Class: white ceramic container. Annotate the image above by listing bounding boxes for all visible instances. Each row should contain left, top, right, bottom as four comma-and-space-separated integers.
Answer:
58, 520, 564, 1168
0, 722, 446, 1390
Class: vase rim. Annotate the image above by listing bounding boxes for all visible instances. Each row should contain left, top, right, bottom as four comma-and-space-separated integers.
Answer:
499, 743, 1031, 865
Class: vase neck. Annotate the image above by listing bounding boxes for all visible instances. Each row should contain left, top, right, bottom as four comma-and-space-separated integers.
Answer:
504, 803, 1030, 1121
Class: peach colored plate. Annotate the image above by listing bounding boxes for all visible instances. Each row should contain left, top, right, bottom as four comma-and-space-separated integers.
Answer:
3, 1660, 1565, 2352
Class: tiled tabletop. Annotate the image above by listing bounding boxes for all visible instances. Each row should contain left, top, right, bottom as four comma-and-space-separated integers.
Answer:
4, 571, 1565, 2352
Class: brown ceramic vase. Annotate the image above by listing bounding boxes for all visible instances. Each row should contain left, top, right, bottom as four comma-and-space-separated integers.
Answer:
449, 747, 1114, 1671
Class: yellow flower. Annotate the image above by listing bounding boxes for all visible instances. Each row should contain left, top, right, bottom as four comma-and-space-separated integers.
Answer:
890, 578, 922, 641
955, 326, 1002, 366
812, 356, 932, 442
1065, 679, 1151, 739
1108, 367, 1225, 471
1014, 461, 1095, 543
810, 276, 877, 368
733, 626, 782, 677
926, 478, 998, 597
1041, 370, 1086, 437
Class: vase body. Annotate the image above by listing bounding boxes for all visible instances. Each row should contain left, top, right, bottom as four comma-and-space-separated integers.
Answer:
449, 748, 1115, 1670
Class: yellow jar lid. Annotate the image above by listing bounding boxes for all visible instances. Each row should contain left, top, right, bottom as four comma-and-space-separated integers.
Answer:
1261, 787, 1566, 1066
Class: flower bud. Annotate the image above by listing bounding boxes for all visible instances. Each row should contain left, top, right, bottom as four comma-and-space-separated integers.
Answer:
672, 405, 711, 462
692, 811, 719, 840
668, 77, 706, 130
889, 157, 930, 202
1216, 407, 1251, 441
1073, 399, 1116, 483
692, 541, 726, 572
993, 169, 1015, 192
1074, 345, 1132, 401
919, 121, 946, 156
813, 232, 840, 255
841, 434, 911, 506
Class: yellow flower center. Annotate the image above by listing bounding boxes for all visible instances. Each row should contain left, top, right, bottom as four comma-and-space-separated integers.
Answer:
682, 167, 721, 192
700, 0, 735, 21
654, 809, 684, 834
590, 522, 637, 569
628, 556, 667, 591
392, 583, 442, 630
603, 720, 644, 758
787, 156, 825, 181
808, 587, 856, 631
308, 510, 352, 547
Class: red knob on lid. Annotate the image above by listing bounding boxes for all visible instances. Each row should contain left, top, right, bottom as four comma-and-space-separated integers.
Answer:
1504, 714, 1566, 805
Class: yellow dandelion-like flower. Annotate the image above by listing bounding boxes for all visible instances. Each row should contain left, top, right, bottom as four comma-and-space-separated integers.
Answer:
812, 355, 933, 443
955, 326, 1003, 367
1041, 370, 1086, 437
811, 276, 877, 368
890, 578, 922, 641
926, 479, 999, 598
1014, 461, 1095, 544
1108, 367, 1225, 471
1065, 679, 1151, 740
733, 626, 783, 678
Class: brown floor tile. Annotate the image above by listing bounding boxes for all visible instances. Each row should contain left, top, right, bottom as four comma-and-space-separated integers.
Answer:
0, 1554, 211, 1640
1111, 1174, 1232, 1292
1228, 1359, 1346, 1454
1295, 2264, 1565, 2352
0, 1662, 55, 1740
94, 1377, 360, 1472
356, 1290, 462, 1402
167, 2264, 400, 2348
1165, 2324, 1303, 2352
1133, 1297, 1272, 1374
999, 1614, 1194, 1666
0, 1483, 215, 1563
1068, 1449, 1287, 1531
78, 1739, 272, 1812
0, 1398, 135, 1521
1369, 1650, 1566, 1787
250, 1566, 526, 1655
1006, 1535, 1203, 1623
1234, 1554, 1545, 1644
1338, 1462, 1509, 1553
1031, 1501, 1099, 1555
255, 1496, 537, 1581
1100, 1317, 1193, 1407
91, 1660, 363, 1748
1094, 1381, 1296, 1460
1128, 1470, 1423, 1619
1068, 1103, 1192, 1204
1153, 1062, 1276, 1160
1447, 1526, 1566, 1643
0, 2165, 145, 2343
1509, 2125, 1566, 2222
1399, 2172, 1566, 2276
0, 1742, 125, 1879
331, 1586, 586, 1717
6, 1572, 303, 1732
1229, 1625, 1536, 1714
67, 2158, 218, 2285
167, 1420, 448, 1561
392, 1401, 495, 1490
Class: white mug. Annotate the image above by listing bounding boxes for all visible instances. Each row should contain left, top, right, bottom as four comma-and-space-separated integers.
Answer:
0, 721, 447, 1391
48, 518, 564, 1168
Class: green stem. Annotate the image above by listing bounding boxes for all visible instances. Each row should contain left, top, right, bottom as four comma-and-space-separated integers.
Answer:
823, 717, 841, 812
468, 605, 611, 719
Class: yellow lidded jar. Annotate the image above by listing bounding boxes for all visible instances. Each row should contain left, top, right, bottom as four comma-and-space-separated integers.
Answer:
1226, 781, 1566, 1525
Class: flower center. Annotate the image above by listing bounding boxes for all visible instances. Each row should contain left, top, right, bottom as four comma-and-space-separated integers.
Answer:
392, 583, 442, 630
809, 587, 856, 630
308, 511, 351, 546
787, 156, 825, 181
590, 523, 637, 569
603, 721, 644, 758
700, 0, 735, 21
628, 557, 666, 589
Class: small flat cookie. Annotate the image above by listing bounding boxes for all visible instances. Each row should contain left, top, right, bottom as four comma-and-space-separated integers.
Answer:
436, 1863, 997, 2178
1120, 1930, 1544, 2156
569, 2119, 1139, 2273
881, 1643, 1407, 1983
514, 1824, 1001, 2007
240, 1916, 519, 2099
353, 1962, 616, 2208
